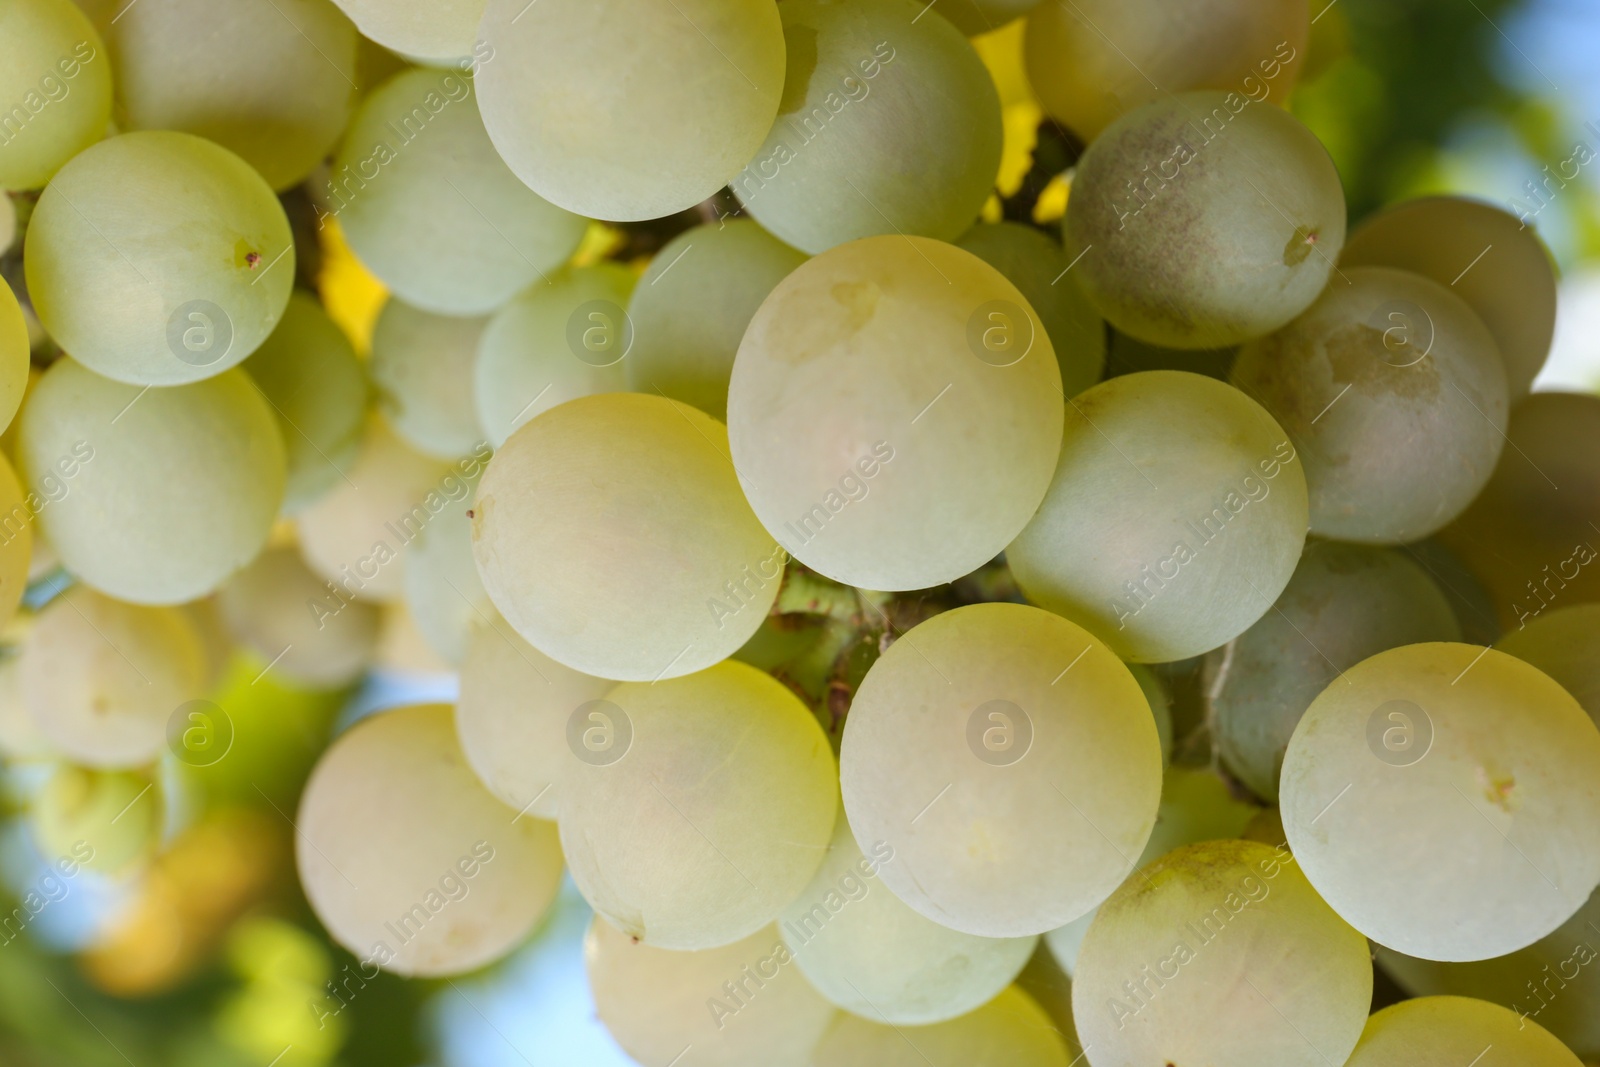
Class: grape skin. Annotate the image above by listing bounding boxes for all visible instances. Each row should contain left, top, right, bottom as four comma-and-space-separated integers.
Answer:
217, 545, 379, 689
808, 985, 1072, 1067
0, 0, 113, 191
1343, 995, 1584, 1067
370, 299, 487, 461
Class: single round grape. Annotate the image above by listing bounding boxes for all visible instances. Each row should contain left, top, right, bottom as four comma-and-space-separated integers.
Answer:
25, 132, 294, 385
732, 0, 1001, 254
0, 277, 28, 434
334, 66, 586, 316
840, 603, 1163, 937
1281, 643, 1600, 962
328, 0, 485, 62
1342, 196, 1556, 401
1007, 371, 1308, 662
472, 393, 781, 681
0, 449, 31, 628
30, 764, 162, 875
1344, 996, 1584, 1067
935, 0, 1039, 36
1497, 605, 1600, 724
808, 985, 1072, 1067
401, 481, 489, 665
370, 299, 485, 461
1024, 0, 1308, 142
1072, 840, 1372, 1067
296, 704, 564, 976
587, 918, 836, 1067
473, 264, 634, 447
955, 221, 1107, 397
20, 585, 206, 768
0, 0, 113, 191
729, 235, 1062, 591
1208, 541, 1462, 802
18, 359, 286, 604
478, 0, 785, 221
217, 545, 379, 689
107, 0, 359, 191
240, 290, 369, 514
1065, 92, 1345, 349
625, 221, 806, 421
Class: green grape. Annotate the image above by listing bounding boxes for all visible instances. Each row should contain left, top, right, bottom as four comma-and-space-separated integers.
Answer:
732, 0, 1001, 254
370, 299, 486, 461
296, 704, 564, 976
1208, 541, 1462, 802
840, 603, 1163, 937
401, 479, 489, 665
1007, 371, 1308, 663
25, 131, 294, 385
473, 264, 634, 447
1342, 196, 1556, 401
107, 0, 359, 191
216, 545, 379, 689
807, 985, 1072, 1067
332, 66, 586, 316
778, 812, 1037, 1024
1064, 92, 1345, 349
478, 0, 785, 221
587, 918, 836, 1067
935, 0, 1040, 36
0, 0, 112, 191
955, 221, 1107, 397
454, 612, 612, 820
1127, 663, 1173, 766
1072, 840, 1371, 1067
328, 0, 485, 62
729, 235, 1062, 591
472, 393, 781, 681
1280, 643, 1600, 962
1498, 605, 1600, 723
1344, 996, 1584, 1067
240, 290, 369, 514
1104, 326, 1236, 382
0, 449, 30, 628
30, 764, 161, 875
1024, 0, 1308, 142
625, 221, 806, 421
18, 359, 286, 604
0, 278, 25, 435
0, 613, 53, 760
20, 585, 205, 768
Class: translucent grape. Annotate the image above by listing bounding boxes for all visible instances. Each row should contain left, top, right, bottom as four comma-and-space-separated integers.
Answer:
1280, 643, 1600, 961
0, 277, 27, 433
1007, 371, 1308, 662
296, 704, 564, 976
935, 0, 1040, 36
370, 299, 486, 461
731, 0, 1001, 254
472, 393, 782, 681
327, 0, 485, 63
729, 235, 1062, 591
1064, 92, 1345, 349
18, 359, 286, 604
0, 0, 113, 191
478, 0, 785, 221
25, 131, 295, 385
30, 764, 162, 875
401, 481, 489, 666
808, 985, 1072, 1067
840, 603, 1163, 937
216, 545, 379, 689
1343, 996, 1584, 1067
332, 66, 586, 316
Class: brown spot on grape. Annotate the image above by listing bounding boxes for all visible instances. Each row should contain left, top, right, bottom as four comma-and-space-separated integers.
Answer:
245, 251, 262, 269
1284, 225, 1319, 266
465, 509, 475, 519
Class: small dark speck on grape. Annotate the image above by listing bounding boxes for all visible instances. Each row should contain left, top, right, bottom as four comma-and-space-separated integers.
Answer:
466, 509, 475, 519
245, 251, 262, 268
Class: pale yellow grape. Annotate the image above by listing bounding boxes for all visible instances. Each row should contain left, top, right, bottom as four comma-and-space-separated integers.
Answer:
729, 235, 1062, 591
587, 918, 835, 1067
296, 704, 563, 976
1072, 840, 1371, 1067
370, 299, 486, 460
473, 265, 633, 447
1024, 0, 1308, 141
107, 0, 359, 191
18, 359, 286, 604
1344, 996, 1584, 1067
625, 221, 806, 421
217, 545, 379, 689
20, 585, 205, 768
840, 603, 1162, 937
333, 67, 586, 316
0, 0, 112, 191
472, 393, 782, 681
0, 278, 23, 437
25, 132, 294, 385
0, 613, 53, 760
478, 0, 785, 221
935, 0, 1039, 36
401, 481, 489, 665
808, 985, 1071, 1067
328, 0, 485, 62
1498, 605, 1600, 724
31, 764, 162, 875
732, 0, 1001, 254
0, 450, 30, 628
1007, 371, 1308, 662
455, 613, 612, 820
1342, 196, 1556, 400
241, 290, 369, 513
560, 661, 836, 949
1281, 643, 1600, 961
1065, 93, 1345, 349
